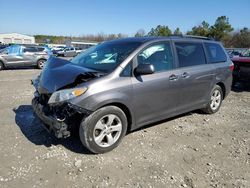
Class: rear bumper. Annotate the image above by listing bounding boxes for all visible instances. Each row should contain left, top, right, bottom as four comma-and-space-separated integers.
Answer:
32, 98, 71, 138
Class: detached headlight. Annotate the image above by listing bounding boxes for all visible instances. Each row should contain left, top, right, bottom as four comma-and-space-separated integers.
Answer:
48, 87, 87, 104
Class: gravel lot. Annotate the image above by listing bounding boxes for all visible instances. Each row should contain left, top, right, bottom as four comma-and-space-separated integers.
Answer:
0, 68, 249, 188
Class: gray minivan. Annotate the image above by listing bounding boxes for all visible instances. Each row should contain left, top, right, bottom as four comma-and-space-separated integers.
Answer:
32, 36, 233, 153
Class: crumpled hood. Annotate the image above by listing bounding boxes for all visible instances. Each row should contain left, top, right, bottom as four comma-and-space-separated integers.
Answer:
38, 56, 102, 94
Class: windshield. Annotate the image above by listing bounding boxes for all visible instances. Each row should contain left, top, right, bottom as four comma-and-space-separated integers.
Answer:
71, 40, 142, 72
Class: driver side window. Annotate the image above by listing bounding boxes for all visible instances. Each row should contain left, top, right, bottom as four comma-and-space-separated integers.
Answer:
137, 42, 174, 72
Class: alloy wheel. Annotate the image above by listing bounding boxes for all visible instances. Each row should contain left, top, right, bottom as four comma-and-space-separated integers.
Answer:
38, 60, 46, 69
210, 89, 221, 111
93, 114, 122, 147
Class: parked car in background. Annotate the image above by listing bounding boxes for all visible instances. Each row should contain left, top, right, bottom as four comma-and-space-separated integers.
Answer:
52, 46, 66, 56
0, 44, 8, 50
231, 49, 250, 82
226, 48, 247, 58
52, 46, 66, 51
0, 45, 50, 70
56, 47, 83, 57
32, 36, 233, 153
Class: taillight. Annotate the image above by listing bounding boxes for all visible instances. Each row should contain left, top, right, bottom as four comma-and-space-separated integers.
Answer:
229, 63, 234, 71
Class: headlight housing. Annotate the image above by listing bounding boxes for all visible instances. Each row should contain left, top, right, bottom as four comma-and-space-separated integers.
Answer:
48, 87, 87, 104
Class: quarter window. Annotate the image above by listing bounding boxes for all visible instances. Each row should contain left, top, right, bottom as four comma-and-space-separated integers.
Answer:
175, 42, 206, 67
204, 42, 227, 63
137, 42, 174, 72
120, 62, 132, 77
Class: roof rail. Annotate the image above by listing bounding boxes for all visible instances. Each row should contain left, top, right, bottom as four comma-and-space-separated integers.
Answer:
170, 34, 214, 41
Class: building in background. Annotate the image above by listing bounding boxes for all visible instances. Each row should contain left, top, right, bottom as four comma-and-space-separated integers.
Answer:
0, 33, 35, 44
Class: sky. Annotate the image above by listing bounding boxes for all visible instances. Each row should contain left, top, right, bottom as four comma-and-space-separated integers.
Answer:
0, 0, 250, 36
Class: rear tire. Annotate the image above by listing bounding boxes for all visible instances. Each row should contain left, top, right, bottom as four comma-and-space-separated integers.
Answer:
202, 85, 223, 114
0, 61, 5, 70
79, 106, 127, 154
37, 59, 46, 69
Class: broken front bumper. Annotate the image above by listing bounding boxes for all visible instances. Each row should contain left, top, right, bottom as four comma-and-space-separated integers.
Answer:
32, 98, 71, 138
32, 97, 91, 138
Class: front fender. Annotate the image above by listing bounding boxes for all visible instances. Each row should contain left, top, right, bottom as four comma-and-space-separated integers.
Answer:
73, 90, 133, 112
70, 90, 136, 129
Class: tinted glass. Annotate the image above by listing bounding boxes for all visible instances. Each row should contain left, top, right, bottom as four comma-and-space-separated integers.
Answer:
24, 47, 37, 52
204, 42, 227, 63
71, 41, 141, 73
37, 47, 45, 52
175, 42, 206, 67
137, 42, 174, 72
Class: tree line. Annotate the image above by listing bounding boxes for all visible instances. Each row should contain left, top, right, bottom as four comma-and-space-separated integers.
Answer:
35, 16, 250, 48
34, 33, 128, 45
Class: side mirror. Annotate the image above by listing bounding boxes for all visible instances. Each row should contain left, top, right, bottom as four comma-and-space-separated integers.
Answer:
135, 63, 155, 75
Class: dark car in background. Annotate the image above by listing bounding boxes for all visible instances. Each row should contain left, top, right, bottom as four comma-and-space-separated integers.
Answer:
230, 49, 250, 83
0, 44, 8, 50
32, 36, 233, 153
0, 45, 51, 70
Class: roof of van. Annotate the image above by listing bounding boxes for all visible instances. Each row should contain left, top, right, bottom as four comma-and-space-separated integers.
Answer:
108, 35, 215, 44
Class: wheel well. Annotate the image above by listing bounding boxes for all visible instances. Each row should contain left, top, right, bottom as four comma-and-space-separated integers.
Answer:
0, 60, 5, 68
102, 102, 132, 133
216, 82, 226, 99
37, 58, 47, 63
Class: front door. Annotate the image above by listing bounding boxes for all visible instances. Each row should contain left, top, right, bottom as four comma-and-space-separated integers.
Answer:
22, 47, 37, 66
131, 42, 180, 127
2, 46, 25, 67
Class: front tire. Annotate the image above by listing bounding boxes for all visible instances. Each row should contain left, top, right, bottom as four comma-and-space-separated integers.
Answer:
37, 59, 46, 69
202, 85, 223, 114
79, 106, 128, 154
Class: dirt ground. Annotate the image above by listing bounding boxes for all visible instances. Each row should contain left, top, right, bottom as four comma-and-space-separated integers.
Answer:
0, 69, 249, 188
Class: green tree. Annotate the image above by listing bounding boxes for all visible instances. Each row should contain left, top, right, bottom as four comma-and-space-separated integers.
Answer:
186, 21, 210, 36
230, 28, 250, 48
209, 16, 233, 40
148, 25, 172, 36
173, 27, 182, 35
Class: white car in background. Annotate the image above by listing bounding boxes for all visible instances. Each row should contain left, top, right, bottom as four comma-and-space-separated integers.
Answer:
57, 47, 83, 57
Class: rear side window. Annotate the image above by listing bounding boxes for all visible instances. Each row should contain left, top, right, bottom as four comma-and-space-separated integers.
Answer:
37, 47, 45, 52
204, 42, 227, 63
23, 47, 37, 52
175, 42, 206, 67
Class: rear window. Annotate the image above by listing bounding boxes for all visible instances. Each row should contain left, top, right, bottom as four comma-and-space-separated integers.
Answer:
175, 42, 206, 67
204, 42, 227, 63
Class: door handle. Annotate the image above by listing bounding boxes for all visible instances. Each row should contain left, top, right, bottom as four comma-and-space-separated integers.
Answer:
181, 72, 190, 78
169, 74, 178, 81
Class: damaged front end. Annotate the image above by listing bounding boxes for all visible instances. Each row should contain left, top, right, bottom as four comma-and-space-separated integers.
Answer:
31, 57, 103, 138
32, 95, 91, 138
